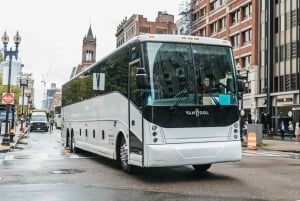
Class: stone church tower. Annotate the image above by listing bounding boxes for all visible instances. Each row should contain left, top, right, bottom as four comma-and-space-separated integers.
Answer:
76, 25, 96, 74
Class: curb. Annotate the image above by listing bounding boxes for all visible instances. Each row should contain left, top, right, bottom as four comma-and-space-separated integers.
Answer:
0, 129, 28, 153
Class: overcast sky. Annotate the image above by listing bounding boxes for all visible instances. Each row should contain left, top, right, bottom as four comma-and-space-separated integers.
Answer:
1, 0, 184, 108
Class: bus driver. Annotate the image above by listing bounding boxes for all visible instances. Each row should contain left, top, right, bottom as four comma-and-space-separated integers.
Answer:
197, 77, 211, 93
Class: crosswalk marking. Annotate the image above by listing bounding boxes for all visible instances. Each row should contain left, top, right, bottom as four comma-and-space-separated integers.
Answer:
243, 149, 300, 158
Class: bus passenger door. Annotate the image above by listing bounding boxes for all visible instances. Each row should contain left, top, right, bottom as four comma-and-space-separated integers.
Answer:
129, 59, 144, 167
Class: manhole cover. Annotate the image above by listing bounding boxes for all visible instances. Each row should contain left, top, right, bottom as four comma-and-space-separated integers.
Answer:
51, 169, 85, 174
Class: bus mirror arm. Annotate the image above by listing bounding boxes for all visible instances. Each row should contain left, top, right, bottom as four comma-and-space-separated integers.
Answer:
136, 68, 148, 89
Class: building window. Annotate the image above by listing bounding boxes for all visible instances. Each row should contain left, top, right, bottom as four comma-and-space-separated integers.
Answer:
200, 27, 206, 36
286, 43, 291, 61
292, 42, 297, 58
140, 27, 150, 33
210, 21, 217, 35
156, 28, 167, 34
210, 1, 217, 11
219, 17, 226, 31
279, 45, 286, 62
285, 75, 290, 91
242, 55, 251, 67
291, 74, 297, 90
200, 7, 207, 17
230, 34, 240, 48
242, 29, 252, 45
279, 76, 284, 92
231, 9, 240, 25
291, 10, 297, 27
192, 12, 199, 22
243, 3, 252, 20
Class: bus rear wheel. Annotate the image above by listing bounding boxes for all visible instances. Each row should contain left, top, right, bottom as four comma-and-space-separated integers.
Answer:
119, 136, 132, 173
192, 164, 211, 172
70, 136, 76, 153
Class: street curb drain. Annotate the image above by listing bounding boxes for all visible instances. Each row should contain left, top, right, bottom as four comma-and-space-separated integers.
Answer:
51, 169, 85, 174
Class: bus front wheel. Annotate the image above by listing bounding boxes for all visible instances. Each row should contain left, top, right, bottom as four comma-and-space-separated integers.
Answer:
192, 164, 211, 172
119, 136, 132, 173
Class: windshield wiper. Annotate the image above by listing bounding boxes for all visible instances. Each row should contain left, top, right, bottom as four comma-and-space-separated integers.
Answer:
170, 81, 191, 113
211, 95, 220, 106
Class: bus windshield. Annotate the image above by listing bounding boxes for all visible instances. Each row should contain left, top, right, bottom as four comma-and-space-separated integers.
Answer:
144, 42, 238, 106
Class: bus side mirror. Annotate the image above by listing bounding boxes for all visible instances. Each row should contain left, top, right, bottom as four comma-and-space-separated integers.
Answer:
136, 68, 148, 89
237, 80, 245, 92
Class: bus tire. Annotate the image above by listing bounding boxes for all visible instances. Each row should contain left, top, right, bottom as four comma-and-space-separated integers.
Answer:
70, 131, 78, 153
70, 137, 76, 153
119, 136, 132, 173
192, 164, 211, 172
66, 129, 70, 148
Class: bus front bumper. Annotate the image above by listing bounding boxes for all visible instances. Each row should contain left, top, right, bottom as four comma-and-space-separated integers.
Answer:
144, 140, 242, 167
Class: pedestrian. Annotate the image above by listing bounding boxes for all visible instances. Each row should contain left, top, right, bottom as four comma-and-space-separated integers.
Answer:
288, 121, 294, 141
295, 122, 300, 144
243, 120, 248, 136
278, 120, 285, 140
49, 116, 54, 133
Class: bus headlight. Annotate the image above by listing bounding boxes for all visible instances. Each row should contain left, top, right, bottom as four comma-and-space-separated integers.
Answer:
149, 123, 165, 144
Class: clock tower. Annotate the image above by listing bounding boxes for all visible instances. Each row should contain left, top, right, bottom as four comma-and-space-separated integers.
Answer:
76, 25, 97, 74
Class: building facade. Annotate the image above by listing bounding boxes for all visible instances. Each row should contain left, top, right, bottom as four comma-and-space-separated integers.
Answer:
190, 0, 260, 122
258, 1, 300, 125
45, 83, 59, 111
51, 90, 61, 110
115, 11, 178, 47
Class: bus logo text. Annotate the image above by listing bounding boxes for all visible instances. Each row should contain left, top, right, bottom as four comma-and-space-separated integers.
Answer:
185, 109, 209, 117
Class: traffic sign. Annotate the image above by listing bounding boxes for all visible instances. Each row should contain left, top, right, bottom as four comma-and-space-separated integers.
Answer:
2, 93, 14, 104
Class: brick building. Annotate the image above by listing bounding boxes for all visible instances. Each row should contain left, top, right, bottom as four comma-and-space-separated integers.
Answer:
190, 0, 259, 121
116, 11, 178, 47
76, 25, 97, 74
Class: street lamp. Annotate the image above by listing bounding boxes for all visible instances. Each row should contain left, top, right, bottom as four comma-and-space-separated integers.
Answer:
20, 76, 28, 131
1, 31, 21, 145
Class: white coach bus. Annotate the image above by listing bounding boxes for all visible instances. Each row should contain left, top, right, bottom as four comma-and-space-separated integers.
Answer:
61, 34, 243, 173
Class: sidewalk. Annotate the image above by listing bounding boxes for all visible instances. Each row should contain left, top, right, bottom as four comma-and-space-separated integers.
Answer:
0, 125, 27, 153
260, 138, 300, 152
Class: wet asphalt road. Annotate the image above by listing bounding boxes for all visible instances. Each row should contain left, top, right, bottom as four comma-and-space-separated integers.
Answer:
0, 129, 300, 201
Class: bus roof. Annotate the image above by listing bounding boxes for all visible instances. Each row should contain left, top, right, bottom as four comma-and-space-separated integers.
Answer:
129, 34, 232, 47
67, 34, 232, 84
